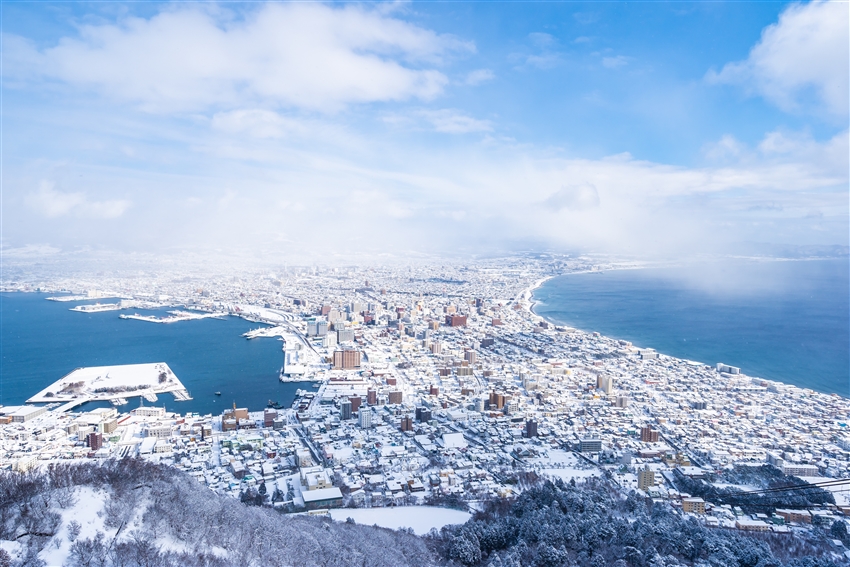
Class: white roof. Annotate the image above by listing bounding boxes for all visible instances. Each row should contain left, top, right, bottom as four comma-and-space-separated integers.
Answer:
139, 438, 157, 454
301, 487, 343, 503
443, 432, 467, 448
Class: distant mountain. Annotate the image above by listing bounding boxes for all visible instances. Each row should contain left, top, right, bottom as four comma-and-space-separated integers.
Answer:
729, 243, 850, 259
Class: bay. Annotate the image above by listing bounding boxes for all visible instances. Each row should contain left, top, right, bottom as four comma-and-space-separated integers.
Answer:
533, 258, 850, 397
0, 292, 314, 414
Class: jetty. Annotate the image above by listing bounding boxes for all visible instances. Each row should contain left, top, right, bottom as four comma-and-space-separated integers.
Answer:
27, 363, 192, 411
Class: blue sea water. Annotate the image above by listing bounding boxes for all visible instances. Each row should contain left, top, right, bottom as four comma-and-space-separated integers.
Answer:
0, 293, 314, 414
533, 258, 850, 397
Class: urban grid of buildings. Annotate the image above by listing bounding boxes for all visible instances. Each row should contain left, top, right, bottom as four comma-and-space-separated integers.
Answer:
2, 256, 849, 538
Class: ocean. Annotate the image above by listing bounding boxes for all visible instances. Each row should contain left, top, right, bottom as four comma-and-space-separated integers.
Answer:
533, 258, 850, 397
0, 293, 314, 414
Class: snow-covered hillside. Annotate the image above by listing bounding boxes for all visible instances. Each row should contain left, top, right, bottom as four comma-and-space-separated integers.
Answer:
0, 459, 434, 567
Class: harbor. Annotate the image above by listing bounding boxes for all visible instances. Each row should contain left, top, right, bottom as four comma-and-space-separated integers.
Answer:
119, 310, 225, 324
27, 362, 192, 410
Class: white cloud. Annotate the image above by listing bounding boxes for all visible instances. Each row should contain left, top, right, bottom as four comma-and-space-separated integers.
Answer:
419, 109, 492, 134
703, 129, 848, 176
542, 184, 600, 211
516, 33, 563, 70
27, 182, 131, 219
601, 55, 630, 69
8, 125, 846, 257
211, 109, 307, 139
706, 0, 849, 117
528, 32, 557, 48
7, 4, 473, 113
465, 69, 495, 85
0, 244, 62, 258
525, 54, 563, 70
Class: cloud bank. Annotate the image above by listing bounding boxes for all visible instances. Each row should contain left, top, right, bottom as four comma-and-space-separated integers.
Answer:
6, 3, 472, 113
1, 2, 846, 263
707, 0, 849, 118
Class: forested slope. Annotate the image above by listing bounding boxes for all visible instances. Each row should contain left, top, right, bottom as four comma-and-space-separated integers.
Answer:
0, 461, 845, 567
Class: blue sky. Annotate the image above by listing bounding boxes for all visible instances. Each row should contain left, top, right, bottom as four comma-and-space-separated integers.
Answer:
1, 1, 847, 261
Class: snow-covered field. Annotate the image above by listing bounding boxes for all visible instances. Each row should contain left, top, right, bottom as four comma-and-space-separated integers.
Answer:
528, 449, 603, 482
328, 506, 471, 534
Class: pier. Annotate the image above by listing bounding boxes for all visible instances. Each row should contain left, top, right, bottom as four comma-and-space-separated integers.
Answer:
27, 363, 192, 411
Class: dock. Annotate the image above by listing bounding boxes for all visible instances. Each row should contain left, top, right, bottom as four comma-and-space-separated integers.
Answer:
27, 363, 192, 411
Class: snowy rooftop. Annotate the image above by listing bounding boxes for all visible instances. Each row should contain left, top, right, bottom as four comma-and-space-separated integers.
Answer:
28, 362, 186, 404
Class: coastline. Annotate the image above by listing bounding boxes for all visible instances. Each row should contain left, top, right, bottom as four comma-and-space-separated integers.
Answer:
526, 264, 849, 398
518, 275, 554, 312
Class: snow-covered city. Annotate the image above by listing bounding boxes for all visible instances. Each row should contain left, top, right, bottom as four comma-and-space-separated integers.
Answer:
2, 257, 849, 565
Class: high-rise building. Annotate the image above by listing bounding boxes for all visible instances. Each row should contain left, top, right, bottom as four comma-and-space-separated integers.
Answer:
337, 329, 355, 343
333, 349, 361, 369
526, 420, 538, 438
349, 396, 362, 413
638, 467, 655, 491
359, 409, 371, 429
86, 432, 103, 451
430, 341, 442, 354
429, 385, 439, 396
489, 392, 506, 410
307, 321, 318, 336
263, 409, 277, 427
615, 396, 629, 408
474, 398, 485, 412
579, 438, 602, 453
316, 320, 328, 336
640, 426, 659, 443
415, 407, 432, 422
400, 416, 413, 432
367, 388, 377, 405
596, 374, 613, 395
388, 391, 403, 405
340, 400, 352, 420
464, 350, 477, 364
445, 315, 468, 327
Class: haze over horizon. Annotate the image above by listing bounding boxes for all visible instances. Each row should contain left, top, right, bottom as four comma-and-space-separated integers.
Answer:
2, 0, 848, 264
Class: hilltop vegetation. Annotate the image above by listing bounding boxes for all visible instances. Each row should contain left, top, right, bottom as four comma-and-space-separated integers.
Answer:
434, 478, 842, 567
0, 459, 433, 567
0, 460, 844, 567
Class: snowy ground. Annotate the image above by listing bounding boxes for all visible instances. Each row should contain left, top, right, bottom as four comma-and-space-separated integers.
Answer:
714, 482, 761, 492
28, 362, 185, 403
328, 506, 471, 535
528, 449, 603, 482
39, 487, 107, 567
799, 476, 850, 507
